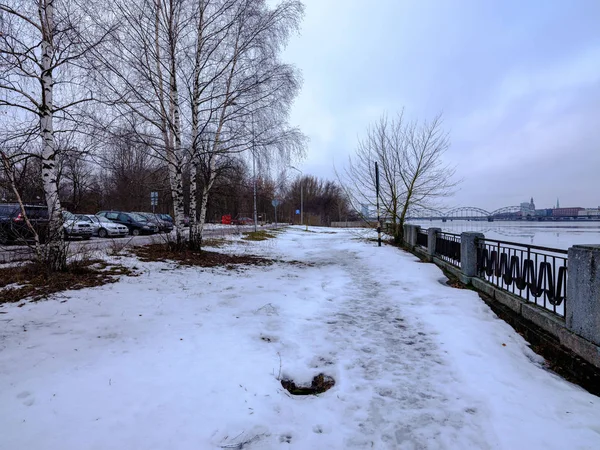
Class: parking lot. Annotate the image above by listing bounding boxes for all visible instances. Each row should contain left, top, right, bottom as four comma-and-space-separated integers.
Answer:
0, 224, 272, 263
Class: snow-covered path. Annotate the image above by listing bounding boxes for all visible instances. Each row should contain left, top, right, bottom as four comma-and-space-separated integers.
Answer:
1, 228, 599, 449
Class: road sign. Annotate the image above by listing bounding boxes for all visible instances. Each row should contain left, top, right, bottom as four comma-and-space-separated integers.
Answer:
271, 199, 281, 207
295, 209, 300, 215
150, 191, 158, 206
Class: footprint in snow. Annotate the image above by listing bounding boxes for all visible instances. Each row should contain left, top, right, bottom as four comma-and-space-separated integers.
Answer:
17, 391, 35, 406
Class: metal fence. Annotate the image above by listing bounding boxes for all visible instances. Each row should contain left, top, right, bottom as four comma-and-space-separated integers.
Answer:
435, 232, 461, 267
416, 229, 428, 248
476, 238, 568, 318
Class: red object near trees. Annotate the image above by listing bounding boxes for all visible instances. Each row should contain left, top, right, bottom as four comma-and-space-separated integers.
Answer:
221, 215, 232, 225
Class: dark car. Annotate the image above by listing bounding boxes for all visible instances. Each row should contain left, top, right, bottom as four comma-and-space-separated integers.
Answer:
0, 203, 49, 244
158, 213, 173, 224
135, 212, 174, 233
96, 211, 159, 236
157, 213, 189, 228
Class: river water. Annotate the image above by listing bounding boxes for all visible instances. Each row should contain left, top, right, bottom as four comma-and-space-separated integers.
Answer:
407, 220, 600, 250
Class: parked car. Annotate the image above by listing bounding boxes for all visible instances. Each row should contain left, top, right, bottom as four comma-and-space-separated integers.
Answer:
158, 213, 173, 224
76, 214, 129, 238
156, 213, 189, 228
96, 211, 159, 236
0, 205, 94, 244
135, 212, 174, 233
233, 217, 254, 225
62, 211, 93, 240
0, 203, 49, 244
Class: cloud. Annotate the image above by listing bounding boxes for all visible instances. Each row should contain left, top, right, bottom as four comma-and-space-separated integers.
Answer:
282, 0, 600, 208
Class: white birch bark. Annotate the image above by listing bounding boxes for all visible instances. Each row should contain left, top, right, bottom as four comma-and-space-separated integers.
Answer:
194, 30, 240, 246
197, 155, 217, 238
169, 49, 185, 245
39, 0, 66, 270
151, 0, 185, 246
187, 0, 206, 249
189, 158, 199, 246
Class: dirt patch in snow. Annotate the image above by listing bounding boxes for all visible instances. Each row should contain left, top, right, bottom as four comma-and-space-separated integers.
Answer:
242, 230, 278, 241
281, 374, 335, 395
132, 244, 275, 268
0, 260, 135, 305
438, 277, 467, 289
200, 238, 230, 248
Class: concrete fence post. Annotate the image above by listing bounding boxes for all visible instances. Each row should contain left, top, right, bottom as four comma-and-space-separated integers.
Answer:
404, 224, 419, 248
460, 232, 484, 282
566, 245, 600, 346
427, 228, 441, 259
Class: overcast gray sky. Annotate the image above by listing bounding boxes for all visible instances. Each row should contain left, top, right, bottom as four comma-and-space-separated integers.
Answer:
282, 0, 600, 211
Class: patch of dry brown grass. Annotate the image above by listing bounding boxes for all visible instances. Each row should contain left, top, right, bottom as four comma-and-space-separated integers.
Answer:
131, 244, 274, 268
241, 230, 277, 241
0, 260, 135, 305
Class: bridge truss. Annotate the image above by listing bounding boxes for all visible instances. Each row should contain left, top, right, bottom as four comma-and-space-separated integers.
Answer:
406, 206, 522, 221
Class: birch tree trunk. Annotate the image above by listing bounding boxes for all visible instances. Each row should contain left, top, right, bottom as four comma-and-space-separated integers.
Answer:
188, 159, 199, 249
39, 0, 66, 271
197, 155, 217, 241
150, 0, 185, 247
168, 0, 185, 247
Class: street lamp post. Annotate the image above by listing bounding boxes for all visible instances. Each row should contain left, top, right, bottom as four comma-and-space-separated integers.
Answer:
290, 166, 306, 230
251, 116, 258, 233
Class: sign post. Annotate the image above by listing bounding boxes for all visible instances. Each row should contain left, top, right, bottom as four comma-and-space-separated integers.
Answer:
271, 199, 281, 229
150, 191, 158, 213
375, 162, 381, 247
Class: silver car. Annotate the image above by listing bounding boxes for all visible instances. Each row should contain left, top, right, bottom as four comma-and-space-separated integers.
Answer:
77, 214, 129, 238
62, 211, 93, 240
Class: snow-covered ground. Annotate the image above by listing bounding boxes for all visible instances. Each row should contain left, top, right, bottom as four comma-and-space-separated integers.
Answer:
1, 227, 599, 449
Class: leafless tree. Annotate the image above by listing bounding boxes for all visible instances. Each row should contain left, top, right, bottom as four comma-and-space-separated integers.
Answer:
89, 0, 188, 244
284, 175, 350, 226
340, 112, 458, 243
97, 124, 170, 212
185, 0, 305, 249
0, 0, 110, 270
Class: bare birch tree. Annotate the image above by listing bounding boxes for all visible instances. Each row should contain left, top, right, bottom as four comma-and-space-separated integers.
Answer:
340, 112, 458, 244
0, 0, 109, 270
90, 0, 188, 245
184, 0, 305, 249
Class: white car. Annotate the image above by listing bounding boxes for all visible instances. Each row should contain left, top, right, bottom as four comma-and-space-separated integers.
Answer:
77, 214, 129, 238
62, 211, 93, 240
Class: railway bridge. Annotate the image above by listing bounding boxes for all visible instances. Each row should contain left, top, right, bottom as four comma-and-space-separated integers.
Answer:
405, 206, 523, 222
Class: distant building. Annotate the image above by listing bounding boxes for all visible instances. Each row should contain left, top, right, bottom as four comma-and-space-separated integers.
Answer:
552, 207, 584, 217
520, 197, 536, 218
578, 209, 600, 218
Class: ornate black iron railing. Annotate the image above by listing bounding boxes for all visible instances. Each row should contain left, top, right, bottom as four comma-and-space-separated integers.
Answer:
416, 229, 428, 248
435, 232, 461, 267
476, 238, 568, 318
